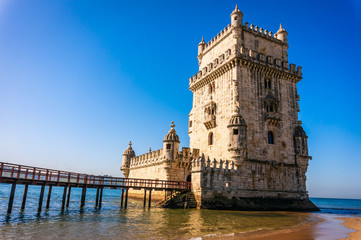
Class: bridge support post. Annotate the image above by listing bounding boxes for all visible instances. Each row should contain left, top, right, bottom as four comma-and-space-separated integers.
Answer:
80, 186, 87, 208
124, 188, 129, 209
38, 184, 45, 213
143, 189, 147, 208
120, 189, 124, 207
61, 186, 67, 211
148, 189, 152, 208
7, 182, 16, 215
95, 187, 100, 208
98, 187, 103, 208
46, 186, 52, 209
66, 186, 71, 208
21, 184, 29, 211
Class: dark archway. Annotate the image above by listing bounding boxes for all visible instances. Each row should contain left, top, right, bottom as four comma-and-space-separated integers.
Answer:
186, 175, 191, 183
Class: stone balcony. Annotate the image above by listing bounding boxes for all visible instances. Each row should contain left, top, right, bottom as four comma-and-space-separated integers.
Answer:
204, 114, 216, 130
264, 112, 281, 125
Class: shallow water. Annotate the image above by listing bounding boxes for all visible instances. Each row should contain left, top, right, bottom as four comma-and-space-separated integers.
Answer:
0, 184, 315, 239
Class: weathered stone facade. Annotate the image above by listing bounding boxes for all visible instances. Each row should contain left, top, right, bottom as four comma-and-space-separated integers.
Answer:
121, 6, 317, 211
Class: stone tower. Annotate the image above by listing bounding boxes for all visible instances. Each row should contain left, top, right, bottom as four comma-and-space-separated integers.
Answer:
188, 5, 317, 210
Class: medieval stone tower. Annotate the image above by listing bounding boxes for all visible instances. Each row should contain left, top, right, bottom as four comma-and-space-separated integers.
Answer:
121, 5, 317, 211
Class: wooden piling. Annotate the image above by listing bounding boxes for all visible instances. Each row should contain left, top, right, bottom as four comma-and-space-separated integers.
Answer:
98, 187, 103, 208
80, 186, 87, 208
61, 186, 67, 210
124, 188, 129, 209
7, 182, 16, 215
95, 187, 100, 208
21, 184, 29, 211
120, 189, 124, 207
143, 189, 147, 208
46, 186, 52, 209
148, 189, 152, 208
66, 186, 71, 208
38, 184, 45, 213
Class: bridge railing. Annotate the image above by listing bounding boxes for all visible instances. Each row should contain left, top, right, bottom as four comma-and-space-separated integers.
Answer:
0, 162, 191, 190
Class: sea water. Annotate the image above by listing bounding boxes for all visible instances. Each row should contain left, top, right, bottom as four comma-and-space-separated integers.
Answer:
0, 183, 359, 239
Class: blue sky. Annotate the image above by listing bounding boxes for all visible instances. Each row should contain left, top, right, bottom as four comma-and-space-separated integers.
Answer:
0, 0, 360, 199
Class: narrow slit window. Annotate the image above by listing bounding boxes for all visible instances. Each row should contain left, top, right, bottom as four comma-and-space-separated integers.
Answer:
267, 131, 274, 144
208, 132, 214, 145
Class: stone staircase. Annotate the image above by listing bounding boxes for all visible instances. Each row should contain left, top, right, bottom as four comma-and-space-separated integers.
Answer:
156, 191, 198, 209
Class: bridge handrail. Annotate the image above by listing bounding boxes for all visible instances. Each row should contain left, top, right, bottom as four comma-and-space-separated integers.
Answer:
0, 162, 191, 190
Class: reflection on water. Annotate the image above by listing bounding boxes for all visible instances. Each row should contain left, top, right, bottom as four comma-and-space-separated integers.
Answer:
0, 184, 314, 239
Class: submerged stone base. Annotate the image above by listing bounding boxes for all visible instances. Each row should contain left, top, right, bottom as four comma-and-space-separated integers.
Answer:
200, 197, 319, 211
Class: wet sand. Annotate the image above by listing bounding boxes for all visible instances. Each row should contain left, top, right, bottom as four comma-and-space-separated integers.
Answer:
339, 217, 361, 239
208, 213, 356, 240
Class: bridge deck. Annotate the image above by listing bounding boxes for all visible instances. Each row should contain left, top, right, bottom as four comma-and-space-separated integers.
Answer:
0, 162, 191, 190
0, 162, 191, 214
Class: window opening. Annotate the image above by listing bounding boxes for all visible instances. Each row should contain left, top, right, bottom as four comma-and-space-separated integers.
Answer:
208, 132, 214, 145
267, 131, 274, 144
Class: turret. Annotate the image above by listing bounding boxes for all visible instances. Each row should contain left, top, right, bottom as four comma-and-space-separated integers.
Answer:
294, 125, 308, 157
163, 121, 180, 160
120, 141, 135, 178
198, 36, 206, 56
230, 5, 243, 27
294, 124, 310, 191
276, 24, 288, 43
227, 112, 247, 167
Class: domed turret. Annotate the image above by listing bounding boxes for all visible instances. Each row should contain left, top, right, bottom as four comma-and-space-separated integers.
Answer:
163, 121, 180, 160
198, 36, 206, 56
228, 113, 246, 127
121, 141, 135, 178
276, 24, 288, 43
230, 4, 243, 27
294, 125, 308, 156
123, 141, 135, 156
163, 121, 180, 143
228, 112, 247, 166
294, 125, 307, 138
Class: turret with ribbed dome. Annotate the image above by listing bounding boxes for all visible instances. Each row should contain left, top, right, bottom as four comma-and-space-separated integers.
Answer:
228, 112, 247, 166
163, 121, 180, 143
163, 121, 180, 160
120, 141, 135, 178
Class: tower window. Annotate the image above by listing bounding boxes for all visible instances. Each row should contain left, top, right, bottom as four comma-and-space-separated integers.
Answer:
264, 78, 272, 89
208, 82, 215, 94
208, 132, 214, 145
267, 131, 274, 144
189, 120, 192, 127
166, 144, 171, 149
233, 129, 239, 135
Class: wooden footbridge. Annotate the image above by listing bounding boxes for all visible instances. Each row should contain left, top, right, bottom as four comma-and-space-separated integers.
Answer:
0, 162, 191, 215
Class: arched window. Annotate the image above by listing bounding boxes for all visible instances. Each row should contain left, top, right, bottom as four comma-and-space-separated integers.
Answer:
208, 132, 214, 145
267, 131, 274, 144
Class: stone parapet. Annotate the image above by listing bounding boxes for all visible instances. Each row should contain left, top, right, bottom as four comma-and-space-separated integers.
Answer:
189, 48, 302, 91
129, 149, 165, 168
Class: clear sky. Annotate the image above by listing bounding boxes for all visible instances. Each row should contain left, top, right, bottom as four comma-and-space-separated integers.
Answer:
0, 0, 360, 199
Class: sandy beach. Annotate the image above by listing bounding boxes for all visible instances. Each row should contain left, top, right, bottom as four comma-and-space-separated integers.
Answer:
339, 217, 361, 239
